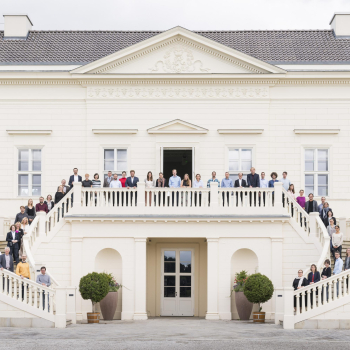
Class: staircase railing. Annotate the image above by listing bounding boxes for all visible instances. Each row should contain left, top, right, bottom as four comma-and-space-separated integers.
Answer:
46, 194, 72, 234
282, 189, 310, 236
314, 216, 331, 271
0, 268, 55, 319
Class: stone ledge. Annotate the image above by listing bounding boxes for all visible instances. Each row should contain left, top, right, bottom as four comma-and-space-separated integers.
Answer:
0, 318, 54, 328
295, 319, 350, 329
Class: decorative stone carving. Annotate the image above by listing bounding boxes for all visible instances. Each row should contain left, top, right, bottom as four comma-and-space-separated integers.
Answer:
87, 86, 269, 99
149, 45, 210, 73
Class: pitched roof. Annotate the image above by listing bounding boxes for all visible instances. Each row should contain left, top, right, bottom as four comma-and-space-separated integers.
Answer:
1, 29, 350, 64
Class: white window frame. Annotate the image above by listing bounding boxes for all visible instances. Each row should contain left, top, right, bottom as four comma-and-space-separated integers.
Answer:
16, 147, 43, 197
226, 146, 255, 182
101, 146, 130, 178
303, 147, 330, 197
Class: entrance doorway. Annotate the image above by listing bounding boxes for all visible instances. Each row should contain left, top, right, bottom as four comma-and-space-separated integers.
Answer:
161, 249, 194, 316
163, 149, 193, 181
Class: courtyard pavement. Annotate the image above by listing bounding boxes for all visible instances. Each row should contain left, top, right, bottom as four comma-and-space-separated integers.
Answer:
1, 318, 350, 350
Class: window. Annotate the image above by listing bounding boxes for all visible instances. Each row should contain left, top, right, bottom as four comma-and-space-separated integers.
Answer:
17, 149, 42, 196
228, 148, 252, 182
103, 148, 127, 178
304, 148, 329, 196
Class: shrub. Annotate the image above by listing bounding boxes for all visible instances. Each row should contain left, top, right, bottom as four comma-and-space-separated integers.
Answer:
233, 270, 249, 293
243, 273, 274, 311
100, 272, 122, 292
79, 272, 109, 312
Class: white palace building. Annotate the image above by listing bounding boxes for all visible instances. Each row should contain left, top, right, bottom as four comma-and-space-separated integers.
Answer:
0, 13, 350, 329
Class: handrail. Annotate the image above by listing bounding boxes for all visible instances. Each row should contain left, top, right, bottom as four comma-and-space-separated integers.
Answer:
46, 194, 71, 234
313, 216, 331, 273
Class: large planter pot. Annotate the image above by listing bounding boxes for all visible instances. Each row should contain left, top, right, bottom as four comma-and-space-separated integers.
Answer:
235, 291, 253, 320
100, 291, 118, 320
87, 312, 100, 324
253, 311, 266, 323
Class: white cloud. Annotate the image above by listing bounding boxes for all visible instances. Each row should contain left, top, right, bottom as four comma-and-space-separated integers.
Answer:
0, 0, 349, 30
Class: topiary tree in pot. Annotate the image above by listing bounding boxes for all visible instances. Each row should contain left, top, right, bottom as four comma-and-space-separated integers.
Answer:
243, 273, 274, 323
79, 272, 109, 323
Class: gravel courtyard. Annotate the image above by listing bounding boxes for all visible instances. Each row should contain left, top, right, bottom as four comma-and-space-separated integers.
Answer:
1, 318, 350, 350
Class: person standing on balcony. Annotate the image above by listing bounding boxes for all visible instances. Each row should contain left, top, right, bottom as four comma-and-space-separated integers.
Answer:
6, 224, 20, 264
126, 170, 139, 206
268, 172, 279, 205
110, 173, 122, 206
92, 173, 102, 206
280, 171, 290, 207
25, 199, 36, 225
234, 172, 246, 206
144, 171, 154, 207
305, 193, 318, 214
221, 171, 234, 206
207, 171, 220, 188
155, 172, 167, 206
82, 174, 93, 206
259, 172, 268, 206
247, 167, 260, 206
16, 254, 30, 300
119, 171, 127, 188
68, 168, 82, 205
287, 184, 296, 217
193, 174, 203, 207
333, 251, 343, 297
181, 173, 192, 206
44, 195, 54, 212
169, 169, 181, 206
103, 171, 113, 188
332, 225, 343, 259
14, 206, 28, 225
55, 186, 65, 221
57, 179, 70, 194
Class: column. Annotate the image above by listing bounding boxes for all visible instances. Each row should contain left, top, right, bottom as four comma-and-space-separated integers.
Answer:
55, 287, 67, 328
209, 182, 219, 208
37, 211, 47, 237
71, 237, 83, 321
206, 238, 220, 320
134, 238, 148, 320
271, 238, 283, 320
283, 287, 295, 329
72, 182, 82, 214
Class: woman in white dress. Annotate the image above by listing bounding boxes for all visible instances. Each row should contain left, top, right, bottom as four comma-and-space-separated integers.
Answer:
145, 171, 154, 207
20, 217, 30, 258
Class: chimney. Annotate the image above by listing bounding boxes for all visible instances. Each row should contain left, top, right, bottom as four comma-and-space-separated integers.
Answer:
3, 14, 33, 39
330, 13, 350, 37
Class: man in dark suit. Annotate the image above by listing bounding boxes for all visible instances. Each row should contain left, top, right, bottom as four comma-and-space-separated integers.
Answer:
305, 193, 318, 214
68, 168, 82, 205
0, 247, 14, 292
57, 179, 70, 194
125, 170, 139, 206
6, 225, 20, 264
234, 173, 247, 206
247, 167, 260, 206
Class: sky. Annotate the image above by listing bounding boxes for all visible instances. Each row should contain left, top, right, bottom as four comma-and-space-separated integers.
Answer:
0, 0, 350, 31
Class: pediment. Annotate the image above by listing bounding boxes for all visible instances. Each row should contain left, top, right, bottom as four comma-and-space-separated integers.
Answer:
72, 27, 285, 75
147, 119, 208, 134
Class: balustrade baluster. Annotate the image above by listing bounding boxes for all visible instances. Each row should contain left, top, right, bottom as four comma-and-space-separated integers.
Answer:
301, 291, 306, 313
13, 278, 17, 300
34, 286, 38, 309
333, 280, 337, 301
306, 289, 311, 311
312, 288, 316, 309
9, 276, 12, 298
28, 285, 32, 306
0, 272, 3, 292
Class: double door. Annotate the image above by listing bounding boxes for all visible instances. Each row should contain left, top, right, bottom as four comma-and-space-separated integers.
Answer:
161, 249, 194, 316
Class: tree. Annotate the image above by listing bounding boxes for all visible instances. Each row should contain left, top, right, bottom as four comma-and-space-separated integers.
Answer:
243, 273, 274, 311
79, 272, 109, 312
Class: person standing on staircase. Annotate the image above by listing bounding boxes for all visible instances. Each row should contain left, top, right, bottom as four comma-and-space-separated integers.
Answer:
0, 247, 13, 292
6, 224, 19, 264
332, 225, 343, 259
16, 254, 30, 300
14, 206, 28, 225
333, 251, 343, 297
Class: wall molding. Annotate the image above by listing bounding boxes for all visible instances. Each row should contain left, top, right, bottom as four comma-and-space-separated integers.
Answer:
6, 130, 52, 135
92, 129, 138, 134
218, 129, 264, 134
294, 129, 340, 134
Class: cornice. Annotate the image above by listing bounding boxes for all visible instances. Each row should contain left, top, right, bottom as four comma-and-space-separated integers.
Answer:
1, 78, 350, 86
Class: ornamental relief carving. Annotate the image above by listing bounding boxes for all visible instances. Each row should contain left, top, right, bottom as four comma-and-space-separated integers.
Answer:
149, 45, 210, 73
87, 86, 269, 99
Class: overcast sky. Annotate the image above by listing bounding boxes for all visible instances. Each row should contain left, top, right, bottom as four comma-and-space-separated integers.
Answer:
0, 0, 349, 30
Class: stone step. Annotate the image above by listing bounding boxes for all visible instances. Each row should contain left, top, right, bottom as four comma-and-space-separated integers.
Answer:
66, 319, 72, 326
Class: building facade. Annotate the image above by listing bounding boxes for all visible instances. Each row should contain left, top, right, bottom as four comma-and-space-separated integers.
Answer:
0, 13, 350, 327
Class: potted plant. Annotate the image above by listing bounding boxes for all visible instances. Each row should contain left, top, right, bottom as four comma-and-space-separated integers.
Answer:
99, 273, 122, 320
243, 273, 274, 323
79, 272, 109, 324
231, 270, 253, 320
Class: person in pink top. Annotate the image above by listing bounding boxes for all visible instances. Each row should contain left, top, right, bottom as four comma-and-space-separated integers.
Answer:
119, 171, 127, 188
296, 189, 306, 228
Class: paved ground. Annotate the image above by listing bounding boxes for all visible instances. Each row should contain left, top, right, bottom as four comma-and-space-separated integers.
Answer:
1, 318, 350, 350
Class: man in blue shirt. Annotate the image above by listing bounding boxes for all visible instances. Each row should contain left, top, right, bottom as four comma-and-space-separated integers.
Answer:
207, 171, 220, 188
169, 169, 181, 206
260, 172, 269, 206
333, 251, 343, 296
221, 172, 233, 206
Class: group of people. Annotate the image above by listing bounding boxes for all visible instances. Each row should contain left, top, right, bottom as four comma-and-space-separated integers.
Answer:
293, 250, 349, 310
